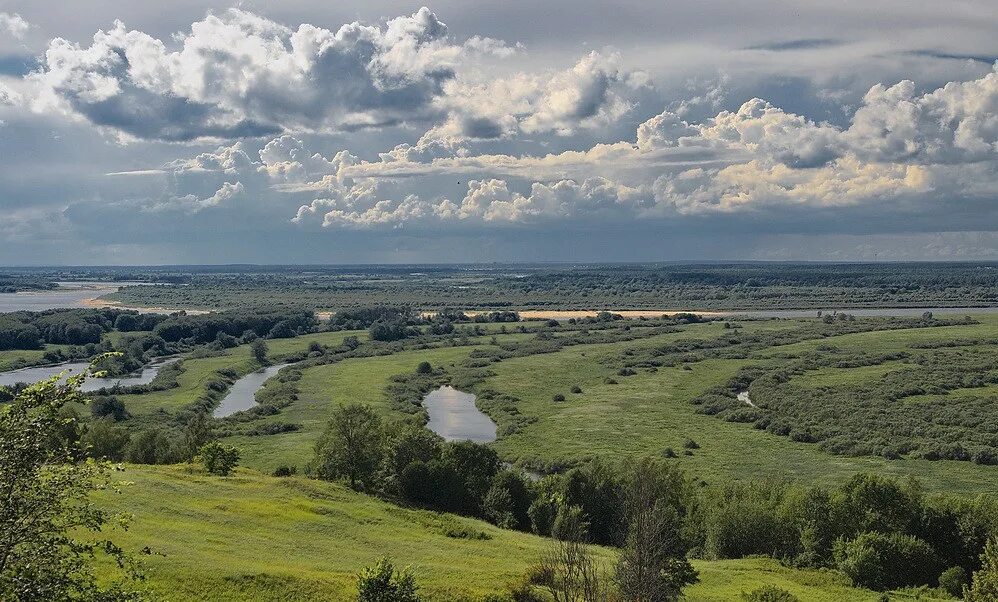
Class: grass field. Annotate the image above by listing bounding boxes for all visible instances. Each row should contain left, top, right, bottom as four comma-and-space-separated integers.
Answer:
99, 465, 930, 602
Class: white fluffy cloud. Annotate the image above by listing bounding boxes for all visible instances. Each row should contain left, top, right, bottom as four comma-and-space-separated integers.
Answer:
282, 64, 998, 226
25, 7, 640, 145
28, 8, 512, 140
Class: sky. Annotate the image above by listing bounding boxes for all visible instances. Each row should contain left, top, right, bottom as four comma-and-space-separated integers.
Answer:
1, 1, 997, 264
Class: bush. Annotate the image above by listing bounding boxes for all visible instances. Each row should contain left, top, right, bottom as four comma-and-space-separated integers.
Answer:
834, 531, 940, 590
82, 418, 131, 461
683, 438, 700, 450
938, 566, 968, 598
90, 396, 130, 421
416, 361, 432, 374
552, 394, 566, 402
356, 557, 420, 602
198, 441, 241, 476
570, 386, 582, 394
741, 585, 800, 601
124, 428, 185, 464
272, 465, 297, 477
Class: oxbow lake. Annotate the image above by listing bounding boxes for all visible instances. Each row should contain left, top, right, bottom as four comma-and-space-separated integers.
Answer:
422, 386, 497, 443
0, 356, 179, 391
212, 363, 292, 418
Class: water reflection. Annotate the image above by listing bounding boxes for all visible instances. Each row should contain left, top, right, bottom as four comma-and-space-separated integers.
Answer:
423, 386, 497, 443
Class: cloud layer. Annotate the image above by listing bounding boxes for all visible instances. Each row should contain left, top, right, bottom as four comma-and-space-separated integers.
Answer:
1, 3, 997, 262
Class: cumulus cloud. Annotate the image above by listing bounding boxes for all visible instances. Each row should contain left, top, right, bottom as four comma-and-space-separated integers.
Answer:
82, 39, 998, 235
419, 50, 645, 144
29, 7, 511, 141
285, 65, 998, 227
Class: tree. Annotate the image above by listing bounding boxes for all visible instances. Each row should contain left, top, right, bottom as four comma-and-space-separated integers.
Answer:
251, 339, 269, 364
0, 366, 141, 601
183, 411, 215, 461
356, 557, 420, 602
440, 440, 501, 513
313, 404, 384, 490
81, 418, 131, 461
483, 470, 533, 531
198, 442, 241, 476
615, 459, 698, 602
538, 506, 610, 602
90, 396, 130, 421
966, 538, 998, 602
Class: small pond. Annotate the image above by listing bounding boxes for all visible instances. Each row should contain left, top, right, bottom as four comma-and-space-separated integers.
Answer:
0, 356, 179, 392
212, 363, 291, 418
423, 386, 497, 443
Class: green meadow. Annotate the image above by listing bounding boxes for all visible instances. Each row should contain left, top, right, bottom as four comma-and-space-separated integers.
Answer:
99, 465, 931, 602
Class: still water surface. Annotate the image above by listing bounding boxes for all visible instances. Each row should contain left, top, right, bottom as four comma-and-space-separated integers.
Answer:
212, 363, 292, 418
0, 356, 179, 392
423, 386, 497, 443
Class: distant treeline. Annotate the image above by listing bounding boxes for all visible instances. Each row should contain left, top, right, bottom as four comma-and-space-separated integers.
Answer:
94, 262, 998, 311
0, 275, 58, 293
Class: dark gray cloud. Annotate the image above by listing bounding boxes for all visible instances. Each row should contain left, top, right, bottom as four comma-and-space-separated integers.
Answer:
746, 39, 843, 52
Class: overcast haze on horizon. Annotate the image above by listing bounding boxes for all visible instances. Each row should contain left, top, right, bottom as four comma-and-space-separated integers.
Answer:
1, 1, 998, 265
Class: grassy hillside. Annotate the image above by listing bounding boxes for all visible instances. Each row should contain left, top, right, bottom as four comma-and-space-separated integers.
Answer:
100, 465, 921, 602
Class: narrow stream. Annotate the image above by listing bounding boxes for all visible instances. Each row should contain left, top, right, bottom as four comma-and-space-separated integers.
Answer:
212, 363, 291, 418
0, 356, 179, 392
422, 386, 498, 443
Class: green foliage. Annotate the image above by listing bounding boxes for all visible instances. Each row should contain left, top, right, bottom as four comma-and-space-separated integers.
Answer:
0, 364, 141, 600
91, 395, 130, 421
250, 339, 268, 363
483, 470, 533, 531
124, 428, 185, 464
966, 538, 998, 602
741, 585, 801, 601
833, 531, 940, 590
82, 418, 131, 461
615, 459, 698, 601
104, 262, 998, 313
312, 403, 384, 490
356, 557, 420, 602
938, 566, 968, 598
198, 441, 241, 476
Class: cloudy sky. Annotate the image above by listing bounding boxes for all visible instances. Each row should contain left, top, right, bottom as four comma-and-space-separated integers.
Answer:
1, 1, 997, 264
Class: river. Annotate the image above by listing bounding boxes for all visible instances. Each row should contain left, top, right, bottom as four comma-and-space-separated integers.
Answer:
0, 281, 121, 313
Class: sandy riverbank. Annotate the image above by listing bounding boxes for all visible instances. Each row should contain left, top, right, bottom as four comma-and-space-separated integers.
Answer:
81, 297, 211, 315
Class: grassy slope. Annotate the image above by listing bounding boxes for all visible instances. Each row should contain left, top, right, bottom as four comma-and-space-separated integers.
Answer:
102, 465, 908, 602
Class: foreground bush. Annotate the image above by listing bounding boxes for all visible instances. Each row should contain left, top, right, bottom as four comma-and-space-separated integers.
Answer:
198, 441, 241, 476
834, 531, 939, 590
741, 585, 800, 601
356, 557, 420, 602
